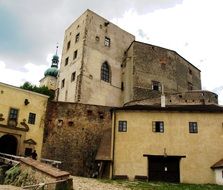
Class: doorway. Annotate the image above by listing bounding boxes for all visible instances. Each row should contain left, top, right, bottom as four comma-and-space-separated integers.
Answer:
148, 155, 181, 183
0, 134, 18, 155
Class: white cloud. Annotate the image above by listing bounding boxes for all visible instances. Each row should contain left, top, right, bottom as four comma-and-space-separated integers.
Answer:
0, 60, 48, 86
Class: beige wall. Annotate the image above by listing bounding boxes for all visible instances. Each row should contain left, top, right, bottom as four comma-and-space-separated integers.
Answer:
58, 9, 135, 106
112, 110, 223, 184
0, 82, 48, 159
39, 76, 57, 91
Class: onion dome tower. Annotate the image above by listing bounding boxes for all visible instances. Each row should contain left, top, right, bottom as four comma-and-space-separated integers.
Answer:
39, 45, 59, 91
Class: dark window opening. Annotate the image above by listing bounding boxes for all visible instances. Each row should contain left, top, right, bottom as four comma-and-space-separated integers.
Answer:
75, 33, 80, 43
87, 110, 93, 116
152, 121, 164, 133
25, 148, 33, 157
121, 82, 124, 91
67, 41, 71, 50
118, 121, 127, 132
101, 62, 110, 82
188, 82, 193, 91
57, 119, 63, 127
71, 72, 76, 82
152, 81, 161, 91
189, 122, 198, 133
189, 68, 192, 75
104, 37, 110, 47
68, 121, 74, 127
61, 79, 65, 88
65, 57, 69, 66
98, 112, 104, 119
73, 50, 78, 60
28, 113, 36, 125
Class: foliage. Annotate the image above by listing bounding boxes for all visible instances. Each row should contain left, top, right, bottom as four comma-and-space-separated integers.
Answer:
20, 81, 54, 100
99, 179, 223, 190
4, 165, 21, 185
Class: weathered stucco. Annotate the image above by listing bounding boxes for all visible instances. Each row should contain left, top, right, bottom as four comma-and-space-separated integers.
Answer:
112, 109, 223, 184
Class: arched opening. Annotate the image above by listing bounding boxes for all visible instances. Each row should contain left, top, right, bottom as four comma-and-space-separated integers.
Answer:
101, 61, 111, 83
0, 134, 18, 155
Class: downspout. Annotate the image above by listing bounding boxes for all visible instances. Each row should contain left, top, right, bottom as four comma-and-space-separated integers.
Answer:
111, 109, 116, 179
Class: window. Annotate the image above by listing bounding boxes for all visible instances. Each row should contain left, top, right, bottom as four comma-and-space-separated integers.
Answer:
8, 108, 19, 125
118, 121, 127, 132
121, 82, 124, 91
71, 72, 76, 82
67, 41, 71, 50
188, 82, 193, 91
189, 122, 198, 133
104, 37, 110, 47
189, 68, 192, 75
75, 33, 80, 43
61, 79, 65, 88
152, 81, 161, 91
101, 61, 110, 82
28, 113, 36, 124
25, 148, 33, 156
73, 50, 78, 60
152, 121, 164, 133
65, 57, 69, 66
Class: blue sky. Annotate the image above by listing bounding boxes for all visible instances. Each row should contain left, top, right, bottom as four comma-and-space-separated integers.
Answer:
0, 0, 222, 104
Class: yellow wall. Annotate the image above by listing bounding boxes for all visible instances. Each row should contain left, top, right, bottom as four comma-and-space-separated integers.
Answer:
0, 82, 48, 159
112, 110, 223, 184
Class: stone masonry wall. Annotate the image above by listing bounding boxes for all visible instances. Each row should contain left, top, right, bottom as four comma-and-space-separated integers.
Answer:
42, 101, 112, 177
129, 41, 201, 101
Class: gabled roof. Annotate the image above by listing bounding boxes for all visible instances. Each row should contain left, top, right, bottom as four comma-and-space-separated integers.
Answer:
211, 158, 223, 169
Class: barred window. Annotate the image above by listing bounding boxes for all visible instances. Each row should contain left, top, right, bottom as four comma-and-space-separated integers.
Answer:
189, 122, 198, 133
101, 62, 110, 82
9, 108, 19, 121
28, 113, 36, 124
104, 37, 110, 47
152, 81, 161, 91
118, 121, 127, 132
152, 121, 164, 133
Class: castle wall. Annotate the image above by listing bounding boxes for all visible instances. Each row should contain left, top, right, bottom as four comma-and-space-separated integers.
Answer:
42, 101, 112, 176
123, 42, 201, 103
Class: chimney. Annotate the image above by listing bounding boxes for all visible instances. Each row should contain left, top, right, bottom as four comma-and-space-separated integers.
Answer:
161, 84, 165, 107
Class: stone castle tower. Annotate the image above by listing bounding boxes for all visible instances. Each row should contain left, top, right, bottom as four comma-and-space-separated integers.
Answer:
55, 9, 218, 106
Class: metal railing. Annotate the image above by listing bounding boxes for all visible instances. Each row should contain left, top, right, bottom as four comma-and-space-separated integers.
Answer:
41, 158, 62, 168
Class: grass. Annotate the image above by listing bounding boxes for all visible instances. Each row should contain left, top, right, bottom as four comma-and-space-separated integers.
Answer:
99, 179, 223, 190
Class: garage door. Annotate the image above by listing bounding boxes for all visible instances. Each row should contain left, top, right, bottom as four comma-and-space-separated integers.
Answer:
148, 156, 180, 183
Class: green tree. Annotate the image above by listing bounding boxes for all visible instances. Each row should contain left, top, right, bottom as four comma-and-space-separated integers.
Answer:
20, 82, 54, 100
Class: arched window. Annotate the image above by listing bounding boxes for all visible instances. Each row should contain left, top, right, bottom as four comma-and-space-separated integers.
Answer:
101, 62, 110, 82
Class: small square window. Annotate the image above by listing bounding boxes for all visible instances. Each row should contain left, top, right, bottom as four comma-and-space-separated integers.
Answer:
118, 121, 127, 132
189, 122, 198, 133
104, 37, 110, 47
152, 121, 164, 133
67, 41, 71, 50
75, 33, 80, 43
28, 113, 36, 124
71, 72, 76, 82
65, 57, 69, 66
61, 79, 65, 88
73, 50, 78, 60
152, 81, 161, 91
188, 82, 193, 91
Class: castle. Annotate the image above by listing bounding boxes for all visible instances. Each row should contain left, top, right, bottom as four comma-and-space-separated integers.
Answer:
1, 9, 223, 185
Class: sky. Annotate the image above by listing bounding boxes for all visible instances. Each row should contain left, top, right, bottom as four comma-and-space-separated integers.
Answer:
0, 0, 222, 104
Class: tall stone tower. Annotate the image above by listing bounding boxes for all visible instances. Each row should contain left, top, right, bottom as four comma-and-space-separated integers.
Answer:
57, 9, 135, 106
39, 46, 59, 91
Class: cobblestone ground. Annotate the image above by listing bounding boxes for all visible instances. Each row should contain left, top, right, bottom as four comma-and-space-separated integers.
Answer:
72, 176, 130, 190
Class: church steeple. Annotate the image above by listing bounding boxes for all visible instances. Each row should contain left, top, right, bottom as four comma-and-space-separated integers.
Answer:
44, 45, 59, 77
51, 44, 59, 68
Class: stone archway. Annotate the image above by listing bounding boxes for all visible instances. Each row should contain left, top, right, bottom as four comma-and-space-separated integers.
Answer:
0, 134, 18, 155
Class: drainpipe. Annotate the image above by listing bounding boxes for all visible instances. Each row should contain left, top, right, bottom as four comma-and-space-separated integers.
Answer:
161, 84, 165, 107
111, 109, 116, 179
